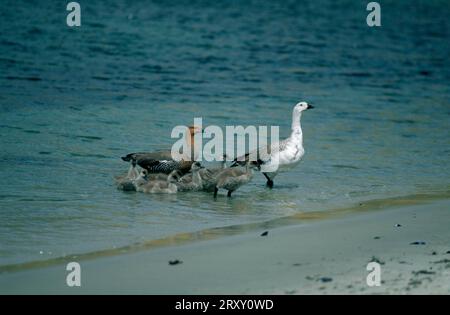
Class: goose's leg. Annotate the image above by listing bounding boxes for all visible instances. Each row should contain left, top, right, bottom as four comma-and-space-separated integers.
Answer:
214, 187, 218, 198
227, 190, 233, 197
263, 173, 274, 188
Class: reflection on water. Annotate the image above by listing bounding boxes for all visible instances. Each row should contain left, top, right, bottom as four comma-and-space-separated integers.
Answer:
0, 0, 449, 266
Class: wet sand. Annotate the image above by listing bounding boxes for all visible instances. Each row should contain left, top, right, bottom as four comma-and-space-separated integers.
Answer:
1, 198, 449, 294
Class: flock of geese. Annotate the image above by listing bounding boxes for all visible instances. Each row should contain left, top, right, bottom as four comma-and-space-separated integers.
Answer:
115, 101, 314, 198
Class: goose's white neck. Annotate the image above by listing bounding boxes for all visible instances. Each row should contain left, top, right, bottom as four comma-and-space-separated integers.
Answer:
290, 110, 303, 146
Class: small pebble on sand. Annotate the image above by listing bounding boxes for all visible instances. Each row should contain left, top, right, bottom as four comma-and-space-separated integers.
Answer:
168, 259, 183, 265
320, 277, 333, 283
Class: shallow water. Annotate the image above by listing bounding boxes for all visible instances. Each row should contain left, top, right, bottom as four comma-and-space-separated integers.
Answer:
0, 0, 449, 266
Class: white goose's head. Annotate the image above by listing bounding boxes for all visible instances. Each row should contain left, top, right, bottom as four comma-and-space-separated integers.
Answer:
293, 101, 314, 114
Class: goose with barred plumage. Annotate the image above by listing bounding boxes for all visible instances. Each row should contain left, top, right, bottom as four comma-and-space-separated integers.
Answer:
121, 126, 202, 175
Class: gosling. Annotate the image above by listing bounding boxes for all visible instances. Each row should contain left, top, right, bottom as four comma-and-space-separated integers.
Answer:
115, 160, 140, 191
175, 162, 204, 192
213, 160, 260, 198
180, 154, 228, 192
133, 169, 179, 194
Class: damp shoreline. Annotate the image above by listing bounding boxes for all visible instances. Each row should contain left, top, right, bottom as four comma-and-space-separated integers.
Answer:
1, 193, 449, 294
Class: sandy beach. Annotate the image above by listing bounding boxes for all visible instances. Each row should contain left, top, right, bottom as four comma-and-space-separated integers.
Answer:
1, 196, 449, 295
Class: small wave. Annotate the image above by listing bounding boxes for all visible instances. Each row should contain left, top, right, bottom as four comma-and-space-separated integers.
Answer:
58, 134, 103, 141
85, 22, 106, 29
332, 164, 360, 170
0, 39, 26, 49
27, 26, 44, 35
92, 76, 110, 81
23, 130, 40, 134
0, 124, 23, 130
140, 64, 163, 73
339, 72, 372, 78
5, 76, 42, 82
0, 57, 17, 65
419, 70, 432, 77
389, 119, 417, 125
69, 152, 109, 159
76, 135, 103, 141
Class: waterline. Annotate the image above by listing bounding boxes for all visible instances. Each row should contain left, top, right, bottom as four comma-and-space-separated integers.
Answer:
1, 190, 449, 274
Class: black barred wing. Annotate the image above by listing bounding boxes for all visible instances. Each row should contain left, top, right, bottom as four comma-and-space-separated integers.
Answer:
139, 159, 180, 174
121, 151, 173, 163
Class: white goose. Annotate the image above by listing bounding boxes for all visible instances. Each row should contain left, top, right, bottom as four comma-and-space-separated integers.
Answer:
232, 101, 314, 188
